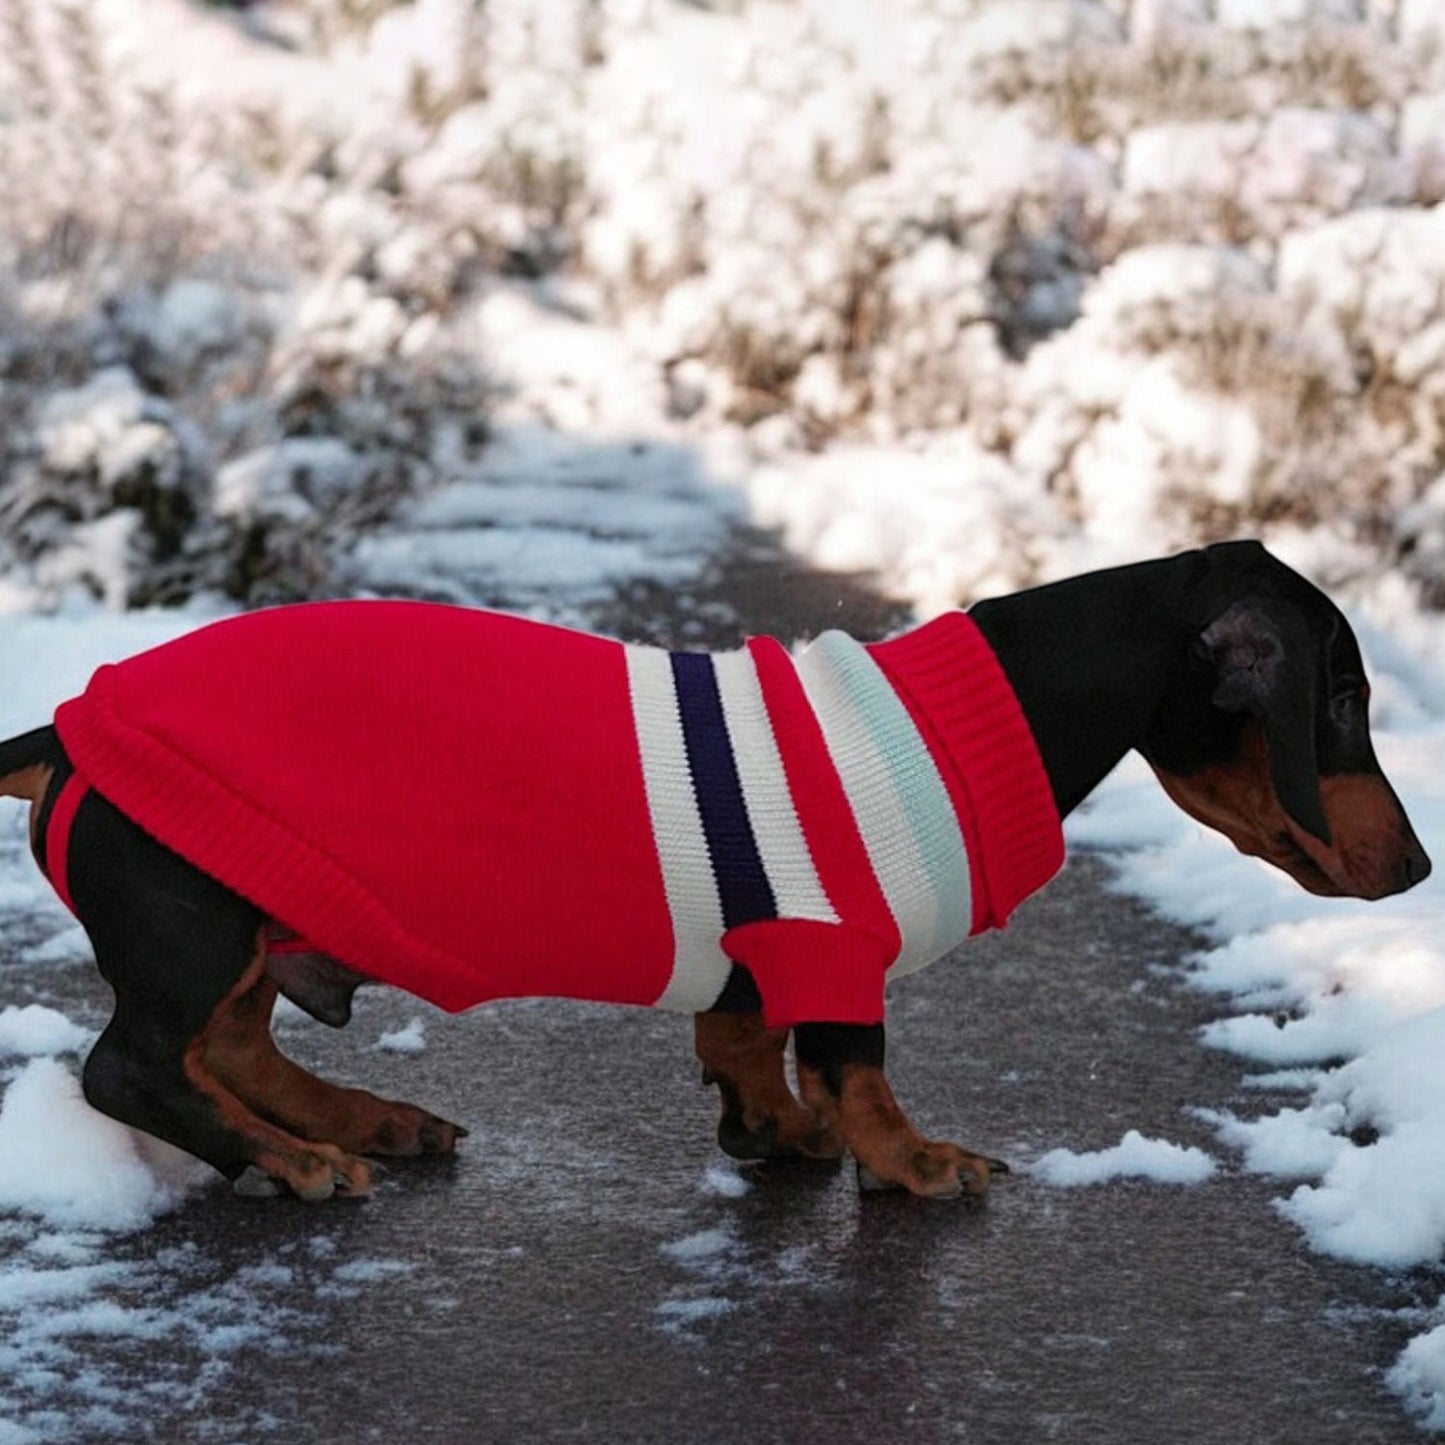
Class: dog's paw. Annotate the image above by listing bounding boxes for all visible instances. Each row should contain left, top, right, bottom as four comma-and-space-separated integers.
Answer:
232, 1148, 379, 1202
715, 1086, 844, 1163
363, 1106, 468, 1157
855, 1144, 1001, 1200
419, 1115, 468, 1155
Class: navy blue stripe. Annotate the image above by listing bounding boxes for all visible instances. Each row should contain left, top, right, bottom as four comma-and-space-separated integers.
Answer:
670, 651, 776, 928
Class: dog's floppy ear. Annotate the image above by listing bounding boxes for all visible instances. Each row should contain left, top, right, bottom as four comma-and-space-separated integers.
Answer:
1201, 600, 1332, 845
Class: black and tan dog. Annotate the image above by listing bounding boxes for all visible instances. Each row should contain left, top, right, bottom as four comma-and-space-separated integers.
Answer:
0, 541, 1430, 1202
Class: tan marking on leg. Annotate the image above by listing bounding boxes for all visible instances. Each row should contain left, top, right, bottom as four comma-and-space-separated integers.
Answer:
799, 1060, 993, 1199
3, 763, 55, 856
0, 761, 52, 804
695, 1014, 843, 1160
204, 940, 465, 1158
183, 941, 376, 1199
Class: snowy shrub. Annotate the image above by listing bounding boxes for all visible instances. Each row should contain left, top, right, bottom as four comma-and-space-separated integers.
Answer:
0, 0, 496, 609
1117, 111, 1409, 252
1274, 206, 1445, 597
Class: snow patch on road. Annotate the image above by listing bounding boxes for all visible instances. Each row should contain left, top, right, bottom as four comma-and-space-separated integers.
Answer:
655, 1220, 823, 1338
0, 1007, 90, 1059
375, 1018, 428, 1055
0, 1059, 206, 1232
701, 1164, 752, 1199
0, 1226, 399, 1442
1392, 1331, 1445, 1436
662, 1228, 733, 1263
1031, 1130, 1218, 1188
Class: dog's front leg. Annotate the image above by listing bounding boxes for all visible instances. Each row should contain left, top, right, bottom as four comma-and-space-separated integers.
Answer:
694, 1014, 843, 1161
793, 1024, 1007, 1199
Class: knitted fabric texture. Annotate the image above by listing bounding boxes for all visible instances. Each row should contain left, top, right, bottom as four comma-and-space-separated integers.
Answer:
53, 602, 1063, 1027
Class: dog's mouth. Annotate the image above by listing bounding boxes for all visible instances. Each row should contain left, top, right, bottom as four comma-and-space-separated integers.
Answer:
1265, 830, 1347, 898
1143, 756, 1417, 900
1273, 795, 1431, 901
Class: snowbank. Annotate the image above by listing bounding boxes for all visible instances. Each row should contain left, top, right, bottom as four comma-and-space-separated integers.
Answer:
0, 1059, 202, 1232
5, 0, 1445, 613
0, 1006, 89, 1060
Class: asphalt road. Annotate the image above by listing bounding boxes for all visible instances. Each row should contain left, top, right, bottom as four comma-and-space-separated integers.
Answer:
3, 536, 1430, 1443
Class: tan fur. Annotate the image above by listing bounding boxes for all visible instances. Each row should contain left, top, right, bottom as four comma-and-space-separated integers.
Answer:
1147, 722, 1414, 900
796, 1057, 994, 1199
694, 1014, 842, 1160
182, 938, 378, 1201
0, 763, 53, 859
203, 946, 464, 1160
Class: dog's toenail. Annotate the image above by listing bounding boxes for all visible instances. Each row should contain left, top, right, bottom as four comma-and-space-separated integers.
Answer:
233, 1165, 281, 1198
856, 1162, 894, 1193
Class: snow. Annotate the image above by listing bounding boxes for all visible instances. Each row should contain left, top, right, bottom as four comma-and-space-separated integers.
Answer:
655, 1297, 736, 1325
654, 1220, 817, 1336
0, 1221, 410, 1441
375, 1018, 427, 1054
1031, 1130, 1219, 1187
701, 1165, 752, 1200
661, 1229, 733, 1262
0, 1059, 202, 1232
1394, 1331, 1445, 1435
3, 0, 1445, 1430
0, 1007, 90, 1059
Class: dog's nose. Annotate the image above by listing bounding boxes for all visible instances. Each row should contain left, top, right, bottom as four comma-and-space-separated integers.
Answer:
1399, 845, 1433, 891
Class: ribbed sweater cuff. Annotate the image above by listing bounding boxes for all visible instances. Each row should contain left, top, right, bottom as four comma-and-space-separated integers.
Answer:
866, 612, 1063, 931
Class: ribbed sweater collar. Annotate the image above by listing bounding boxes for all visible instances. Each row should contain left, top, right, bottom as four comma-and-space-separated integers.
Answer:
865, 611, 1063, 931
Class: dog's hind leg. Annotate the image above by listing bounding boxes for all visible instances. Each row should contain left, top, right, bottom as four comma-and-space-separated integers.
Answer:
695, 1013, 843, 1161
202, 962, 467, 1158
67, 788, 377, 1200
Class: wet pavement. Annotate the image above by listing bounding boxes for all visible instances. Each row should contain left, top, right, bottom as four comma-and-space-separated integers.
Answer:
3, 537, 1430, 1443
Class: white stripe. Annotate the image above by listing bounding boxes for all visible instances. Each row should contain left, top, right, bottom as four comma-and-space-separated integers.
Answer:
712, 649, 838, 925
624, 646, 732, 1011
796, 632, 970, 976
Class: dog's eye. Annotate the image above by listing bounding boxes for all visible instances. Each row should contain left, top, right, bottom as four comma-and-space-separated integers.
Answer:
1329, 682, 1368, 724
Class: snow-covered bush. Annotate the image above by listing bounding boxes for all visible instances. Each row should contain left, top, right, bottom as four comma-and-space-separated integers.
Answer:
0, 0, 494, 608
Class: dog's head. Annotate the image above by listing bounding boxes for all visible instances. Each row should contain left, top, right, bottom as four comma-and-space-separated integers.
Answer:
1139, 541, 1431, 900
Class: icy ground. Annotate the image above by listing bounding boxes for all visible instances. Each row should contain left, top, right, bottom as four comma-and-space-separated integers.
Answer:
4, 0, 1445, 1435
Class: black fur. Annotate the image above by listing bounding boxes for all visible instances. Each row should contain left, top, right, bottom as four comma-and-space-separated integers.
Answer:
68, 788, 264, 1181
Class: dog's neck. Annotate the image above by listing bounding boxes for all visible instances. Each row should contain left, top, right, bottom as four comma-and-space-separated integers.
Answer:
969, 554, 1205, 820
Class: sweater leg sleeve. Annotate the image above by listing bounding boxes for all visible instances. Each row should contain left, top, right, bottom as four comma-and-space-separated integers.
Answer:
721, 919, 895, 1030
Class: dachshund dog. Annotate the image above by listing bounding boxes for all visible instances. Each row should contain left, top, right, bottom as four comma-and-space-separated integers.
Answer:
0, 541, 1430, 1202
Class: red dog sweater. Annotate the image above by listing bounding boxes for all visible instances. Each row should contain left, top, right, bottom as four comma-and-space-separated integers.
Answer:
53, 602, 1062, 1028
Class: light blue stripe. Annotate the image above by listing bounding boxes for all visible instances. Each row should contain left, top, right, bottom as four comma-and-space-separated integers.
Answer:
801, 632, 970, 972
